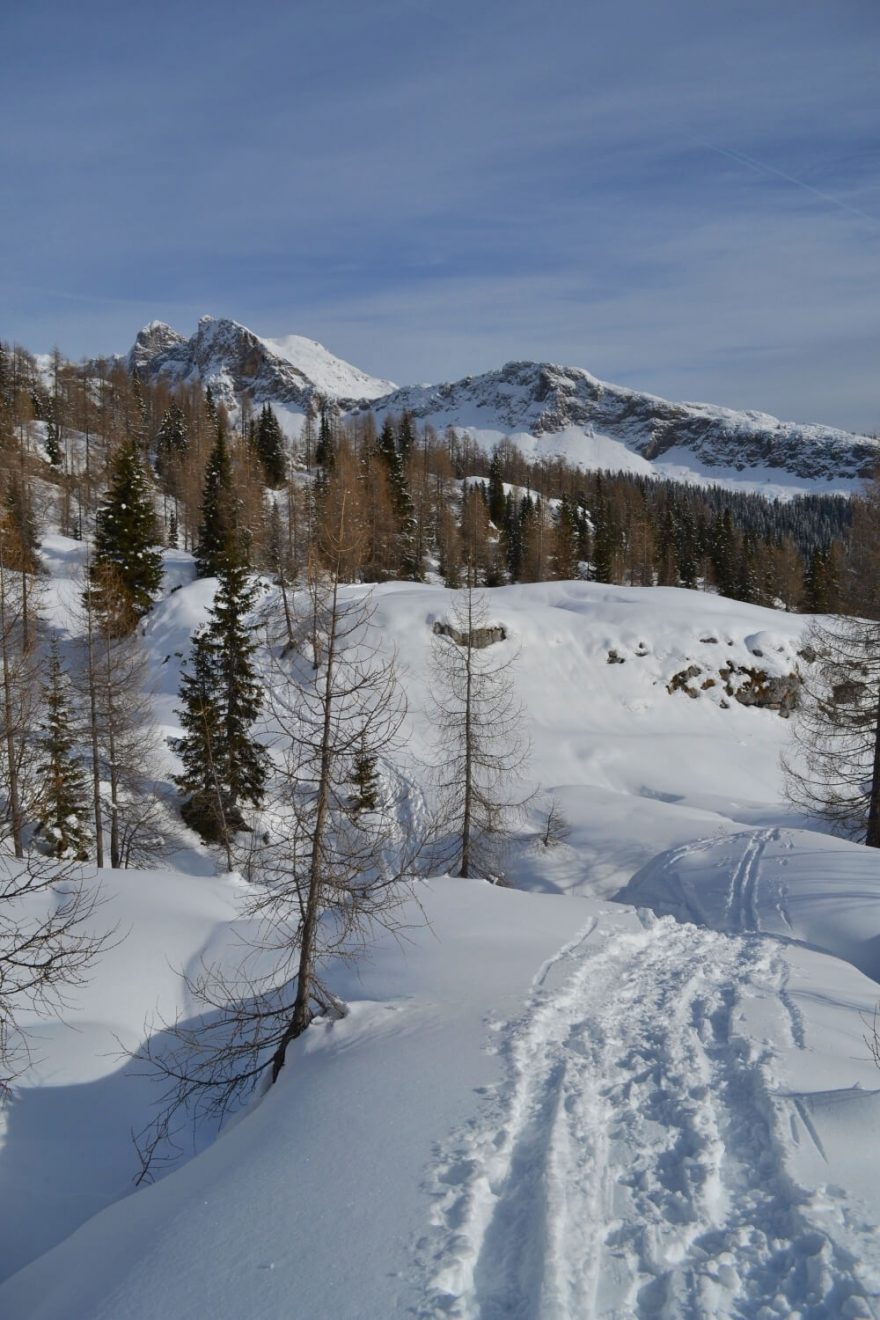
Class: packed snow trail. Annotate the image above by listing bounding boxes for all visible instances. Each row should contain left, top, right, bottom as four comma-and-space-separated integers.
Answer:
414, 913, 878, 1319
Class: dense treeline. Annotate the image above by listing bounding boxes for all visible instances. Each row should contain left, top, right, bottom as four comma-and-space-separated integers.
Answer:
0, 338, 864, 624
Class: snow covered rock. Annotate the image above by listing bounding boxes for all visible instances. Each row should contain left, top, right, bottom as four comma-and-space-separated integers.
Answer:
126, 315, 395, 411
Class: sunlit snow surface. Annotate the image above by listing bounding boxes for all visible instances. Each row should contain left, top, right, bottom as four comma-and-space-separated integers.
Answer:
259, 332, 396, 400
2, 563, 880, 1318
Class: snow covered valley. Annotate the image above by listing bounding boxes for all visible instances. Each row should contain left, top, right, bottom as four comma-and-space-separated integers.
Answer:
3, 559, 880, 1319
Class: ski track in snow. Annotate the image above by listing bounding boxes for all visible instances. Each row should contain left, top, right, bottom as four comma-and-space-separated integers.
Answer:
412, 910, 879, 1319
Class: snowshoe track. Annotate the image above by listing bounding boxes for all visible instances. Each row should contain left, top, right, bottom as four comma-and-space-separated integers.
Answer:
412, 914, 878, 1319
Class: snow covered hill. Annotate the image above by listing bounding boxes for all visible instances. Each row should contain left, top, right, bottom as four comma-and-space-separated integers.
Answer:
3, 567, 880, 1318
126, 316, 880, 497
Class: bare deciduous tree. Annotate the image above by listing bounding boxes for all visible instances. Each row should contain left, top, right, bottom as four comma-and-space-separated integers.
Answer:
538, 793, 571, 849
783, 615, 880, 847
76, 552, 165, 869
1, 853, 107, 1090
133, 502, 421, 1177
429, 586, 531, 880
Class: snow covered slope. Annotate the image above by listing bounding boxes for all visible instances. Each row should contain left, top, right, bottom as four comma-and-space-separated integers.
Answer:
4, 573, 880, 1318
125, 317, 880, 497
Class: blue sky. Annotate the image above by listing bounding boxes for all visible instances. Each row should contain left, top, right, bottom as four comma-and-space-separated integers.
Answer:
2, 0, 878, 429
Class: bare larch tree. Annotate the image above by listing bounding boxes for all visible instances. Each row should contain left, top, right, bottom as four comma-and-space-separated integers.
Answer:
429, 585, 530, 880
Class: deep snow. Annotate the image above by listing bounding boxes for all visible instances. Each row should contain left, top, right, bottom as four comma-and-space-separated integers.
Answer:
2, 561, 880, 1318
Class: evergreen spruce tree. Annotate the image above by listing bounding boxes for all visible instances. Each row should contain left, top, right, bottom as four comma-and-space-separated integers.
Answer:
130, 375, 150, 454
156, 402, 188, 476
89, 439, 163, 634
377, 416, 420, 580
487, 451, 506, 527
35, 640, 90, 861
735, 531, 760, 604
349, 732, 379, 814
656, 502, 678, 586
195, 424, 241, 577
676, 507, 699, 590
551, 494, 580, 579
174, 630, 228, 846
175, 558, 268, 853
576, 500, 591, 564
254, 404, 287, 488
711, 509, 738, 598
315, 401, 336, 468
502, 493, 523, 581
397, 410, 416, 460
44, 399, 63, 467
591, 494, 616, 583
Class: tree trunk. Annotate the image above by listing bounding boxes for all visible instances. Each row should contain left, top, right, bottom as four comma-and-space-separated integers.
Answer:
272, 558, 343, 1081
866, 685, 880, 848
84, 556, 105, 868
0, 556, 23, 858
458, 590, 475, 878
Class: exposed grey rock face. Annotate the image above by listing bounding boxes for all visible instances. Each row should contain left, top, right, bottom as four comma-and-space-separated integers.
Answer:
127, 321, 187, 375
125, 316, 392, 411
667, 661, 801, 715
432, 620, 507, 649
722, 664, 801, 716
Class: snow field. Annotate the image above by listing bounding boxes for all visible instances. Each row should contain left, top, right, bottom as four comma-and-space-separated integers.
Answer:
3, 567, 880, 1317
415, 908, 879, 1318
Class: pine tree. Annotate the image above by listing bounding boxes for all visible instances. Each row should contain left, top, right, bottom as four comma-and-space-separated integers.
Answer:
195, 424, 241, 577
35, 640, 90, 861
89, 439, 163, 634
254, 405, 287, 488
175, 559, 268, 855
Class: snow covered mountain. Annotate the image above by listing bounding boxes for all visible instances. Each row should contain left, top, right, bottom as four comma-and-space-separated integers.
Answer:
365, 360, 880, 491
126, 315, 396, 410
127, 317, 880, 496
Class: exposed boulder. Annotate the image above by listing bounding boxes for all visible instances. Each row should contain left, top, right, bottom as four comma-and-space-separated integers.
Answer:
432, 620, 507, 649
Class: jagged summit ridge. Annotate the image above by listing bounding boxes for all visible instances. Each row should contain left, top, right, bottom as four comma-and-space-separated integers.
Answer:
127, 315, 395, 408
364, 359, 880, 484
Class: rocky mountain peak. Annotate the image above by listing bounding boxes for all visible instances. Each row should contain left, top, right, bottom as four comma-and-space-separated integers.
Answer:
127, 321, 187, 374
